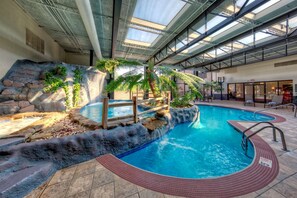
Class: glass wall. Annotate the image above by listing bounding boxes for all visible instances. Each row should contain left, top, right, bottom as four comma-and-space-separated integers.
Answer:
244, 83, 253, 101
266, 82, 277, 101
227, 80, 293, 103
254, 82, 265, 103
228, 84, 236, 99
236, 83, 244, 100
279, 81, 293, 103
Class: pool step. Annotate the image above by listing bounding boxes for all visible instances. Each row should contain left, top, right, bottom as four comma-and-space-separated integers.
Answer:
0, 162, 55, 198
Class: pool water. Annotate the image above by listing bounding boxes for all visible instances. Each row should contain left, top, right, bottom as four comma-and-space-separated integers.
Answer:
80, 100, 150, 123
120, 105, 274, 179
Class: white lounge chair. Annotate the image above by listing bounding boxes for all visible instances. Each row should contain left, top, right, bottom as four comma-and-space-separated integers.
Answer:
264, 95, 283, 108
244, 94, 255, 107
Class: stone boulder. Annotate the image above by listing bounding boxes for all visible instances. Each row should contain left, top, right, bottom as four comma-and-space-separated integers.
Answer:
3, 79, 13, 87
12, 82, 24, 88
0, 100, 20, 114
19, 105, 35, 113
0, 59, 106, 114
1, 88, 19, 95
18, 101, 30, 108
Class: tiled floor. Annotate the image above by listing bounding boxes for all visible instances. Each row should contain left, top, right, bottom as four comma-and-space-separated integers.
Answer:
26, 101, 297, 198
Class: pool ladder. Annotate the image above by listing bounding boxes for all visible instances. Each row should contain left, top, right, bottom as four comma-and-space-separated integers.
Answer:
241, 122, 288, 155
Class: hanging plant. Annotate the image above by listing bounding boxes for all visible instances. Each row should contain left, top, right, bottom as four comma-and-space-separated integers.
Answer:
43, 65, 71, 110
73, 68, 83, 107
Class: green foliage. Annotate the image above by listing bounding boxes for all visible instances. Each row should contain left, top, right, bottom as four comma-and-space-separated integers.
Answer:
73, 68, 83, 107
43, 65, 72, 110
158, 67, 204, 98
95, 58, 142, 73
96, 59, 119, 73
171, 92, 196, 108
97, 58, 205, 99
204, 81, 223, 92
55, 65, 67, 77
63, 82, 71, 109
44, 65, 67, 93
43, 75, 65, 93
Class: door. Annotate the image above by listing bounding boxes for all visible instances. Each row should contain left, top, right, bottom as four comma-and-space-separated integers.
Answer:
244, 83, 253, 101
254, 83, 265, 103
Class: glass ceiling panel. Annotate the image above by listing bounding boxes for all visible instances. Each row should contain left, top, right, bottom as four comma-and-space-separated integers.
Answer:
289, 15, 297, 28
237, 34, 253, 45
212, 21, 239, 37
133, 0, 186, 26
126, 28, 159, 44
252, 0, 280, 14
255, 31, 277, 44
236, 0, 254, 8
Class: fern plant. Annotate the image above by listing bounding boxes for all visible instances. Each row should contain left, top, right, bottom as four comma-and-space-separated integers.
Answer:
73, 68, 83, 107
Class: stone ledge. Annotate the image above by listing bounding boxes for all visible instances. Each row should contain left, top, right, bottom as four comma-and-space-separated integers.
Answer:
0, 105, 199, 198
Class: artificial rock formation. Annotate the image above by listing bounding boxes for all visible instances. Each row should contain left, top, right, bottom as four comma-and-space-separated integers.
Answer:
0, 105, 199, 198
0, 60, 106, 115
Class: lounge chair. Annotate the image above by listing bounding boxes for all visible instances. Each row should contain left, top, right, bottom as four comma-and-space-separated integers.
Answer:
244, 95, 255, 107
264, 95, 283, 108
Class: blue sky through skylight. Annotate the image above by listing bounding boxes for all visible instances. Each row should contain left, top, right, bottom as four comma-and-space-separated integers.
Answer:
133, 0, 186, 26
126, 28, 159, 43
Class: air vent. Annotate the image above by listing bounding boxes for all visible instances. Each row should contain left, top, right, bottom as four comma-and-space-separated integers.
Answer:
26, 28, 44, 54
274, 60, 297, 67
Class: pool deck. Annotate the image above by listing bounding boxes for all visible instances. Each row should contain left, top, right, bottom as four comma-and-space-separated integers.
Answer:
26, 100, 297, 198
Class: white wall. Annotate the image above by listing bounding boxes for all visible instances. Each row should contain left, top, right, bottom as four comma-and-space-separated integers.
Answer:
206, 55, 297, 96
0, 0, 65, 79
65, 52, 97, 66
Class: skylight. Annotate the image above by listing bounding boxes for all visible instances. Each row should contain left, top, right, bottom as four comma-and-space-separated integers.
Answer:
237, 35, 254, 45
133, 0, 186, 26
125, 28, 159, 46
197, 16, 226, 33
252, 0, 280, 14
124, 0, 186, 47
255, 31, 276, 44
131, 17, 166, 30
212, 21, 239, 37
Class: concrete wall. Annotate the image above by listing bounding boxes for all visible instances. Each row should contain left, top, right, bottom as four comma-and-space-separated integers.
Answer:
65, 52, 97, 66
0, 0, 65, 79
206, 55, 297, 97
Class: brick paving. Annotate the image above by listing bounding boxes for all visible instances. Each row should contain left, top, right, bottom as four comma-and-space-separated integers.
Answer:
26, 100, 297, 198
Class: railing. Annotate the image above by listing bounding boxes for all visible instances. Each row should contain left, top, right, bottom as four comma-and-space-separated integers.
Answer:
253, 103, 297, 119
241, 121, 288, 155
101, 91, 171, 129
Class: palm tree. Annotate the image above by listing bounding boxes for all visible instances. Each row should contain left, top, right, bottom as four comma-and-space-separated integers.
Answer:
96, 59, 205, 99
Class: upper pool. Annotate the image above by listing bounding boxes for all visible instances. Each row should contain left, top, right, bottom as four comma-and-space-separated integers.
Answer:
119, 105, 274, 179
80, 100, 150, 123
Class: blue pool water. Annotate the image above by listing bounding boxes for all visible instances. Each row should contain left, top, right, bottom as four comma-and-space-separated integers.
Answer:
120, 105, 274, 179
80, 100, 150, 123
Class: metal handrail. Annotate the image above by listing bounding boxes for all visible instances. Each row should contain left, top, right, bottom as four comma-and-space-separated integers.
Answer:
241, 122, 277, 141
253, 103, 297, 118
241, 122, 288, 155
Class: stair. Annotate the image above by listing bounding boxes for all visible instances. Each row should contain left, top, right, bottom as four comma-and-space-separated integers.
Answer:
0, 162, 55, 198
0, 137, 25, 150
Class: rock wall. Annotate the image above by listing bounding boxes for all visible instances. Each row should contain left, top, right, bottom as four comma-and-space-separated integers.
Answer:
0, 60, 106, 114
0, 105, 198, 198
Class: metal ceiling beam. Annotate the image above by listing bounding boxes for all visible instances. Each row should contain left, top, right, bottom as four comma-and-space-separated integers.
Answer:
111, 0, 122, 58
176, 8, 297, 68
76, 0, 102, 59
147, 0, 269, 65
188, 35, 297, 72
